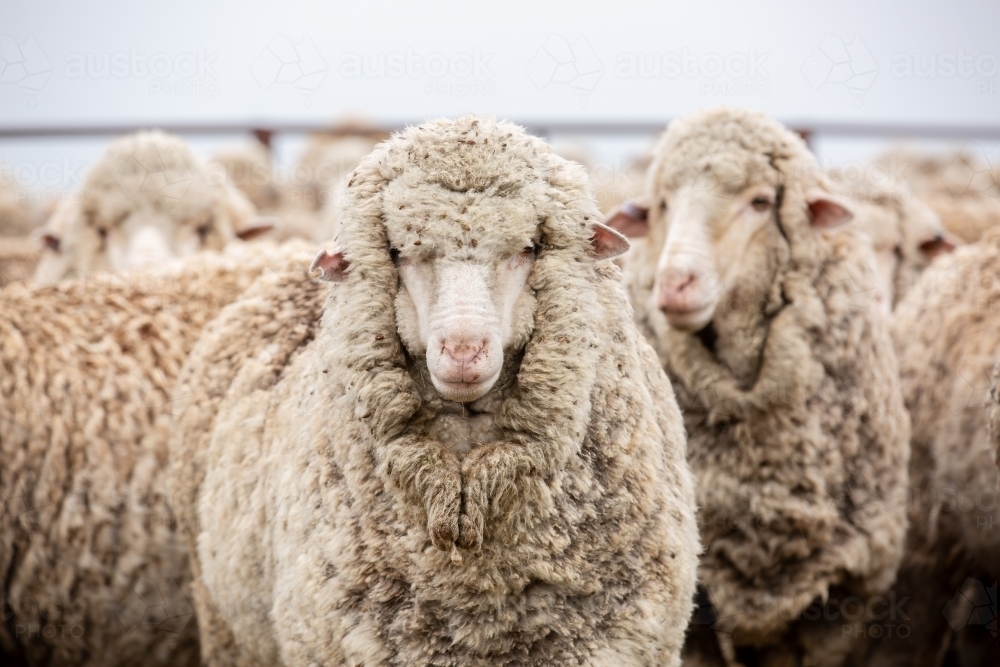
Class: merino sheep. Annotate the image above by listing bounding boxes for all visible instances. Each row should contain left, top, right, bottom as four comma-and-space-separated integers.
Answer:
209, 141, 281, 212
608, 107, 911, 666
861, 230, 1000, 666
0, 183, 43, 290
32, 131, 273, 286
168, 115, 700, 666
827, 167, 956, 311
877, 148, 1000, 244
0, 241, 310, 666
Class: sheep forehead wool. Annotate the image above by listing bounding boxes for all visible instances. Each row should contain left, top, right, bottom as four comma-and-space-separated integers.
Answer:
174, 115, 699, 666
83, 130, 220, 222
650, 107, 813, 196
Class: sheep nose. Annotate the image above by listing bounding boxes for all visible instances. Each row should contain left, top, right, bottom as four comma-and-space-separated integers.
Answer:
443, 339, 485, 364
657, 272, 699, 310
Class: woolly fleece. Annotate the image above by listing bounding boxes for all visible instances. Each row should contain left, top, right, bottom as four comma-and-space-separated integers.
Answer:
622, 107, 911, 665
169, 115, 699, 666
0, 241, 311, 666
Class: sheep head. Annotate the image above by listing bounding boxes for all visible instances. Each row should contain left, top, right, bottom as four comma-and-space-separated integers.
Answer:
312, 115, 627, 405
314, 182, 626, 403
32, 131, 273, 286
608, 107, 854, 333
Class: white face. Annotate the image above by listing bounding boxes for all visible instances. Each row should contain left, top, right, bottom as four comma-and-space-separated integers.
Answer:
394, 243, 538, 403
654, 183, 778, 331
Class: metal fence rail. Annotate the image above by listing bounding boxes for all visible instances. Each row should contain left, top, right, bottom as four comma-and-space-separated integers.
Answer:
2, 120, 1000, 147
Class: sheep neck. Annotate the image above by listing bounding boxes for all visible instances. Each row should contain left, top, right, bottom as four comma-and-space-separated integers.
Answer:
405, 347, 524, 457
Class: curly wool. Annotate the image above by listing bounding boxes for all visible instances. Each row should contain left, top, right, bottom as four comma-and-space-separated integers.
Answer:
828, 168, 949, 308
33, 131, 258, 284
624, 108, 910, 660
866, 230, 1000, 664
0, 241, 310, 667
169, 115, 699, 666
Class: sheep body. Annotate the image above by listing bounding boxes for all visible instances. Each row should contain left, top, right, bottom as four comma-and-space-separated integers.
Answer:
0, 241, 311, 666
622, 107, 910, 665
169, 116, 699, 666
865, 230, 1000, 664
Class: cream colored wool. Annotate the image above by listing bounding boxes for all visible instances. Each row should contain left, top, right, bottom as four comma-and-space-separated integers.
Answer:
828, 168, 952, 308
863, 231, 1000, 665
169, 115, 700, 666
0, 241, 311, 667
32, 131, 260, 285
209, 142, 281, 212
876, 148, 1000, 244
622, 108, 910, 666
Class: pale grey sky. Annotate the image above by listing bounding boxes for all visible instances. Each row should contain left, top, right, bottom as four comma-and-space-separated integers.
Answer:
2, 0, 999, 193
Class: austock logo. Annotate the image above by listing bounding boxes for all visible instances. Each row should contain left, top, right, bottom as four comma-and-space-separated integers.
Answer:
945, 578, 997, 638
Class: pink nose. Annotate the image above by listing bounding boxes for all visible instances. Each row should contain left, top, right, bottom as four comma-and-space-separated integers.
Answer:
443, 339, 485, 364
657, 272, 699, 312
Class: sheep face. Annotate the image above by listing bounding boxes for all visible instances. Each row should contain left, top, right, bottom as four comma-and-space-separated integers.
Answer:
384, 187, 542, 403
393, 239, 538, 403
651, 178, 785, 332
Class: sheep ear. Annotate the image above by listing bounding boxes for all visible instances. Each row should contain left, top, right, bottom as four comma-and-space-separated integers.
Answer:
310, 249, 349, 282
806, 189, 854, 229
919, 233, 958, 259
604, 201, 650, 238
41, 232, 61, 252
590, 222, 631, 260
235, 217, 277, 241
31, 226, 61, 252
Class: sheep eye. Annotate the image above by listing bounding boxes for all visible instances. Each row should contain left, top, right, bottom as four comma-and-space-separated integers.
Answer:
96, 227, 108, 239
660, 199, 668, 212
523, 242, 539, 257
196, 224, 211, 239
388, 247, 401, 265
751, 197, 772, 212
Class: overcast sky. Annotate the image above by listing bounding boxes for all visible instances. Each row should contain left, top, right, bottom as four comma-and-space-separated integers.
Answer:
2, 0, 999, 193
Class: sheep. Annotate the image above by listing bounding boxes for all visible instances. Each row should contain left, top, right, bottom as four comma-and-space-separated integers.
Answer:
0, 183, 43, 290
992, 362, 1000, 474
876, 148, 1000, 244
167, 115, 700, 666
31, 130, 274, 286
827, 167, 956, 311
209, 141, 281, 212
607, 107, 911, 666
0, 239, 312, 667
859, 230, 1000, 666
288, 118, 388, 213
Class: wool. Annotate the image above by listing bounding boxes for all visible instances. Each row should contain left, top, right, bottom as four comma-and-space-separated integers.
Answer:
31, 131, 263, 286
828, 167, 952, 308
622, 107, 910, 666
0, 241, 311, 666
168, 115, 700, 666
862, 230, 1000, 665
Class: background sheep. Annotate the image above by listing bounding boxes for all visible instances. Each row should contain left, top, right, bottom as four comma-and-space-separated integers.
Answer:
861, 230, 1000, 666
0, 183, 43, 290
31, 130, 274, 286
209, 141, 281, 213
877, 148, 1000, 244
609, 107, 910, 666
827, 167, 956, 311
169, 115, 699, 666
0, 241, 310, 666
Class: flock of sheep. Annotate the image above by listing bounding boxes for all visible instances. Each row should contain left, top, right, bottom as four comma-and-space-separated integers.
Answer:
0, 108, 997, 667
